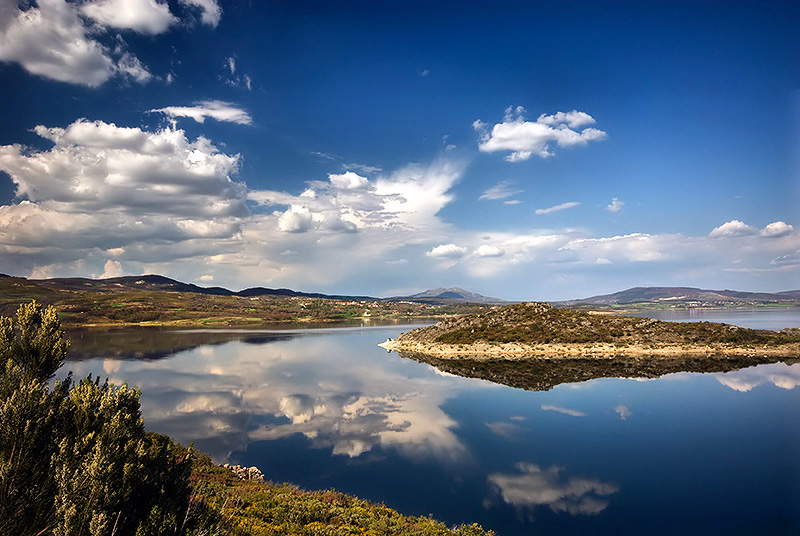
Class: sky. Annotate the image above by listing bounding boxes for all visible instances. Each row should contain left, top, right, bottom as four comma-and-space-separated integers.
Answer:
0, 0, 798, 301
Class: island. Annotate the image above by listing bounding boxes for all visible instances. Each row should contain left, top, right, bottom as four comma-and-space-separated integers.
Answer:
379, 302, 800, 391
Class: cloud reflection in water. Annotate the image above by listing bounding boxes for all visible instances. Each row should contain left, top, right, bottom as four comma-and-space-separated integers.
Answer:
69, 332, 471, 462
487, 463, 619, 517
714, 362, 800, 392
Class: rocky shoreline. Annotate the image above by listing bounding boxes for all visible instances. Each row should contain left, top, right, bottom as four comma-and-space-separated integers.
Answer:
378, 338, 800, 359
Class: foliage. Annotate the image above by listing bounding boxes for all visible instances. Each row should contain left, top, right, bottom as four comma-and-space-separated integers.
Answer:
188, 456, 493, 536
0, 301, 193, 536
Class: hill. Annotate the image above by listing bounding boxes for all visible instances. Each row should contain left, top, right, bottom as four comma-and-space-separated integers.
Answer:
388, 287, 506, 304
559, 286, 800, 307
7, 274, 497, 304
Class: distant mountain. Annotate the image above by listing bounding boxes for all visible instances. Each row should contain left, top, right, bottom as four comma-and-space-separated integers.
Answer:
4, 274, 498, 304
24, 275, 379, 301
32, 275, 235, 296
390, 287, 507, 305
561, 286, 800, 306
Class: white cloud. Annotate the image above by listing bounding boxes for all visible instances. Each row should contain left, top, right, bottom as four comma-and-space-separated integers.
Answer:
0, 0, 115, 86
761, 221, 794, 238
427, 244, 468, 259
561, 233, 672, 263
80, 0, 177, 35
709, 220, 758, 238
115, 50, 152, 82
535, 201, 581, 215
475, 106, 607, 161
606, 198, 624, 213
179, 0, 222, 27
99, 259, 125, 278
277, 205, 314, 233
0, 119, 247, 273
479, 180, 522, 201
0, 0, 218, 87
328, 171, 370, 190
488, 463, 619, 516
151, 100, 253, 125
475, 245, 505, 258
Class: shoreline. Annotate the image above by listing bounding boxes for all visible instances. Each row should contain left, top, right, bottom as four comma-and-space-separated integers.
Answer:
378, 339, 800, 359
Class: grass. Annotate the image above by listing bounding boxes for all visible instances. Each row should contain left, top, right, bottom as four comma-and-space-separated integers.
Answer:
189, 455, 493, 536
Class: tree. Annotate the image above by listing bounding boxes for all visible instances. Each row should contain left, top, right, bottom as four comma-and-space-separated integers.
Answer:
0, 301, 194, 535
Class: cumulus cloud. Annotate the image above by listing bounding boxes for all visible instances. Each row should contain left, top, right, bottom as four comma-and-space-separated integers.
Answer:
328, 171, 370, 190
475, 106, 607, 161
710, 220, 795, 240
479, 180, 522, 201
151, 101, 253, 125
0, 0, 115, 86
475, 245, 505, 258
709, 220, 758, 238
0, 119, 247, 273
80, 0, 177, 35
99, 259, 125, 278
535, 201, 581, 215
0, 0, 219, 87
606, 198, 624, 213
427, 244, 468, 259
488, 463, 619, 516
761, 221, 794, 238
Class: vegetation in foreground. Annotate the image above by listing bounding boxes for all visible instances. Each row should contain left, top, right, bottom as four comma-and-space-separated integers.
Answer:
0, 301, 493, 535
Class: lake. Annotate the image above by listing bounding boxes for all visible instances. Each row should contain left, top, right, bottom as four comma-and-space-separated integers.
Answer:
63, 309, 800, 535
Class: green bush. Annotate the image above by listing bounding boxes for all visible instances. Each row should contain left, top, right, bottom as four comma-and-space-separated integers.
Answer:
0, 301, 193, 536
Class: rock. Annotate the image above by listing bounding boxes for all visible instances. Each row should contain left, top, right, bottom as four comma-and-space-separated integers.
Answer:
223, 463, 265, 482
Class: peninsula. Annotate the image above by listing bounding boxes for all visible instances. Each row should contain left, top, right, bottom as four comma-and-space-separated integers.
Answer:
379, 302, 800, 390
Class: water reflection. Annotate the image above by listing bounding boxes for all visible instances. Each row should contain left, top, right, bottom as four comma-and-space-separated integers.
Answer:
487, 463, 619, 517
714, 362, 800, 391
65, 329, 472, 462
60, 326, 800, 534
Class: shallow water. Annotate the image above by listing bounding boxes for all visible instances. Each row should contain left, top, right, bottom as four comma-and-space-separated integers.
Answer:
61, 310, 800, 534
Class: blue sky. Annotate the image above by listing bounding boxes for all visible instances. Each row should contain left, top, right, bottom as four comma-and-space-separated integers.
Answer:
0, 0, 797, 300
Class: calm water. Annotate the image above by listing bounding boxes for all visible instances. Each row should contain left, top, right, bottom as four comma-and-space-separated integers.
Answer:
62, 310, 800, 535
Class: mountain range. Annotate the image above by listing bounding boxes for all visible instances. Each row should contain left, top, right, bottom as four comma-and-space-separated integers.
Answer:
0, 274, 504, 305
558, 286, 800, 306
1, 274, 798, 307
